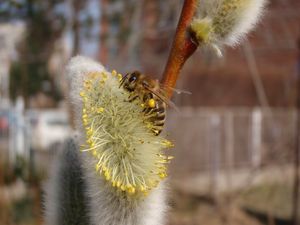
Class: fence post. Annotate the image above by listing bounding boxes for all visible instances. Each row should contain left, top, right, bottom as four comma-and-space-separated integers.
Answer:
209, 113, 221, 196
225, 111, 234, 192
251, 108, 262, 168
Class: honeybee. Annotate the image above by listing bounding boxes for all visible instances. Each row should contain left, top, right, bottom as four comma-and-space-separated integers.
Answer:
120, 71, 170, 135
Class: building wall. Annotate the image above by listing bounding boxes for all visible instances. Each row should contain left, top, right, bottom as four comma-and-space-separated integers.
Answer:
99, 0, 300, 107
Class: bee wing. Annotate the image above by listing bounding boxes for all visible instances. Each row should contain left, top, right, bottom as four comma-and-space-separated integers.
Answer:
157, 93, 180, 112
172, 88, 192, 95
160, 84, 192, 95
144, 86, 180, 112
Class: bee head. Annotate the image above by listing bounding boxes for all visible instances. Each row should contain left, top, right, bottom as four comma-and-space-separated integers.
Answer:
122, 71, 141, 92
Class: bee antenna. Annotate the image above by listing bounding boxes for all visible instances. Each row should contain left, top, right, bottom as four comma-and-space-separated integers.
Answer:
119, 73, 130, 88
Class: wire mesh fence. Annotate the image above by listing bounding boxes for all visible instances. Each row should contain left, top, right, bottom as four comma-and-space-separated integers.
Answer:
167, 107, 296, 175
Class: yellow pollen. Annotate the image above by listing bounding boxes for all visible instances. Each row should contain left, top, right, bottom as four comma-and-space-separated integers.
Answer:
95, 164, 100, 172
158, 172, 167, 178
101, 72, 107, 78
148, 99, 156, 108
90, 72, 99, 79
117, 74, 123, 81
87, 130, 92, 136
128, 187, 136, 194
117, 181, 121, 187
91, 151, 97, 158
139, 185, 147, 192
83, 119, 88, 126
97, 107, 104, 113
112, 70, 117, 76
161, 140, 174, 148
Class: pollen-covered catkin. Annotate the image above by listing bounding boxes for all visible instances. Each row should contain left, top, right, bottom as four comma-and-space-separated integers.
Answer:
78, 69, 173, 196
65, 56, 173, 225
191, 0, 267, 53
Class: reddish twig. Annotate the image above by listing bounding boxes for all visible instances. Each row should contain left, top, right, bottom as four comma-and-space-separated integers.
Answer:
161, 0, 198, 98
292, 37, 300, 225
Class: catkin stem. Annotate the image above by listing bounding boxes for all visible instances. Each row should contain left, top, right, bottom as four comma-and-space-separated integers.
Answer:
161, 0, 198, 98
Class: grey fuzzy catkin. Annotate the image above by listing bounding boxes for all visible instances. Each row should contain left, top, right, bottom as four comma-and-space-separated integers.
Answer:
44, 138, 91, 225
81, 151, 167, 225
191, 0, 267, 56
66, 55, 105, 134
44, 138, 168, 225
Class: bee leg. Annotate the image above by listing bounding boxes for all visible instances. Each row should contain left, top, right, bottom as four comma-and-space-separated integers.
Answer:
151, 128, 161, 136
143, 107, 155, 114
128, 95, 139, 102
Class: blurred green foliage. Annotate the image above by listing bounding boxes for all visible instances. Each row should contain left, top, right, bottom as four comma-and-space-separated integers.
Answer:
12, 196, 35, 224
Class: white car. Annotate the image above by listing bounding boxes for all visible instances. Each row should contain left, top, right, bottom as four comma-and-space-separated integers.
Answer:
28, 110, 72, 151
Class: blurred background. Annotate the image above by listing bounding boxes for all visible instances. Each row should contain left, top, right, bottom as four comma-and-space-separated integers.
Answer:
0, 0, 300, 224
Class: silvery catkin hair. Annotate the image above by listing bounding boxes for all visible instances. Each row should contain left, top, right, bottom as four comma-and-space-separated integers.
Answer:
44, 138, 90, 225
190, 0, 267, 55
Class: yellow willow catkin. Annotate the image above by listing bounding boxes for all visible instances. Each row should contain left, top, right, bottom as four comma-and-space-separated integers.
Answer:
78, 70, 174, 197
191, 0, 267, 53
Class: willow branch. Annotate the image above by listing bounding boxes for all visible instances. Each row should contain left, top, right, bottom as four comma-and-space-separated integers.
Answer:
161, 0, 198, 98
